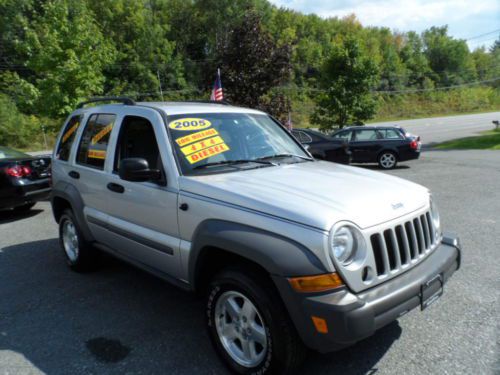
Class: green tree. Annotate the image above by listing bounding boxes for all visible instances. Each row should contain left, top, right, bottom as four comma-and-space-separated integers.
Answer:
312, 37, 379, 129
422, 26, 476, 86
16, 0, 116, 117
215, 11, 292, 120
400, 31, 433, 89
87, 0, 186, 99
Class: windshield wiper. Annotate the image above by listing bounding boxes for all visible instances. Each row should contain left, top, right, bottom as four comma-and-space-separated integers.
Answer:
193, 159, 277, 170
256, 153, 314, 162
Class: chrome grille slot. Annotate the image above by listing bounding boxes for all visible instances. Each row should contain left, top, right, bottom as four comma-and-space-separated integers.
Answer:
369, 210, 439, 280
395, 225, 408, 265
414, 218, 425, 254
426, 212, 435, 244
370, 234, 386, 276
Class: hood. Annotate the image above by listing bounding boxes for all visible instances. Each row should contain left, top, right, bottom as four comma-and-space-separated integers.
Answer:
179, 161, 429, 230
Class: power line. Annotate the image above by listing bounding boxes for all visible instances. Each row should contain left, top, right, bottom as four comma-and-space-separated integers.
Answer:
275, 77, 500, 95
465, 28, 500, 41
374, 77, 500, 94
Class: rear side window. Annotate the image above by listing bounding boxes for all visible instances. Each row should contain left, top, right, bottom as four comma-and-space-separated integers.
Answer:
76, 114, 116, 170
353, 129, 378, 141
56, 115, 83, 161
379, 129, 403, 139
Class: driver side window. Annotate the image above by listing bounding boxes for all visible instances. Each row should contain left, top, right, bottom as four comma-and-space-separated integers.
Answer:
114, 116, 163, 176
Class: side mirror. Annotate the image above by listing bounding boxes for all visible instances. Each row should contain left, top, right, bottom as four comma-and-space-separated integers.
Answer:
118, 158, 161, 182
304, 144, 311, 151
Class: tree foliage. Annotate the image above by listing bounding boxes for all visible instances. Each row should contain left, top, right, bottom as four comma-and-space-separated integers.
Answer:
0, 0, 499, 146
312, 38, 379, 129
215, 11, 291, 120
16, 0, 116, 117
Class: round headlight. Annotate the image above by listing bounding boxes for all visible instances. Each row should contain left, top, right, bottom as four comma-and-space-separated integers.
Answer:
430, 198, 441, 231
331, 226, 356, 265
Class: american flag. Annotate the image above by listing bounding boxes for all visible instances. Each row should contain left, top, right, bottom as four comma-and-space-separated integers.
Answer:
210, 69, 224, 101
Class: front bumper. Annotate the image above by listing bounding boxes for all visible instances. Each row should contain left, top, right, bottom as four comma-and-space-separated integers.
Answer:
272, 234, 461, 353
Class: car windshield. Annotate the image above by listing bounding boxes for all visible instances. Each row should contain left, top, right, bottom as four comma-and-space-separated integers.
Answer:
166, 112, 310, 175
0, 146, 30, 160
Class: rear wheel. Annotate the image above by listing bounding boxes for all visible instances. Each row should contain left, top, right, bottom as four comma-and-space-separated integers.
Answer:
206, 268, 306, 374
14, 202, 36, 212
59, 209, 97, 271
378, 151, 398, 169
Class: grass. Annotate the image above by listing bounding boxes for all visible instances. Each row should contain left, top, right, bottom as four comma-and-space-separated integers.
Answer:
436, 129, 500, 150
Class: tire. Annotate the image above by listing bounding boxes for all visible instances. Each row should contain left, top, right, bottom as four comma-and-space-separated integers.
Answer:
206, 268, 306, 374
14, 202, 36, 212
378, 151, 398, 169
58, 209, 97, 272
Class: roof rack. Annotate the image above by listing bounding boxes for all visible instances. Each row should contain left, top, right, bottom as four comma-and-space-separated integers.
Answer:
76, 96, 136, 109
181, 100, 231, 106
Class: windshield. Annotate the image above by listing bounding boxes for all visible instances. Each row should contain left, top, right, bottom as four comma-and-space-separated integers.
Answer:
0, 146, 31, 160
167, 112, 310, 175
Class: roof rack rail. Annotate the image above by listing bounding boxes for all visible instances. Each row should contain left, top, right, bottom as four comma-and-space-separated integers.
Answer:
182, 100, 231, 106
77, 96, 135, 109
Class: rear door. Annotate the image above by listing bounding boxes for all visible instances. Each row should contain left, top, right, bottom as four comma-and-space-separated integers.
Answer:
350, 129, 381, 162
101, 108, 182, 279
71, 112, 118, 243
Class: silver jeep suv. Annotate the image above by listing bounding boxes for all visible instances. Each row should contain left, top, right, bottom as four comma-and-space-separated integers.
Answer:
51, 97, 461, 374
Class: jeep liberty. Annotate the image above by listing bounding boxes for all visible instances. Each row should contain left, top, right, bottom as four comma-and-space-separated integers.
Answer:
51, 97, 461, 374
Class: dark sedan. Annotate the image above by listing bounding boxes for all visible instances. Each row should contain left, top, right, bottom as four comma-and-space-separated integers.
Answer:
330, 126, 421, 169
291, 128, 351, 164
0, 146, 51, 211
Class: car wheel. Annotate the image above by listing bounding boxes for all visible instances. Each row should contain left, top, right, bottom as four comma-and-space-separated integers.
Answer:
14, 202, 36, 212
59, 209, 97, 272
206, 268, 306, 374
378, 151, 398, 169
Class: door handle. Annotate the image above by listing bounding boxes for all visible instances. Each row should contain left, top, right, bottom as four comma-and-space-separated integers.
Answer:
68, 171, 80, 179
107, 182, 125, 194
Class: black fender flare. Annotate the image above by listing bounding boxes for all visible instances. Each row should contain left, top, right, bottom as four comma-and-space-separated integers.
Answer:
51, 181, 95, 242
188, 219, 328, 288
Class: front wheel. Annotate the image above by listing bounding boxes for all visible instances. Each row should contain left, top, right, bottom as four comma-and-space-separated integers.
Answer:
206, 268, 306, 374
378, 151, 398, 169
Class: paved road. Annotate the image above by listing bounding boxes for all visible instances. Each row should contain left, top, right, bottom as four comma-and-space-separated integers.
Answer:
0, 150, 499, 375
371, 111, 500, 146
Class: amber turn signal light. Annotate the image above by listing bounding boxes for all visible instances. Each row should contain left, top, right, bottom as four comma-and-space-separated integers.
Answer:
288, 273, 344, 293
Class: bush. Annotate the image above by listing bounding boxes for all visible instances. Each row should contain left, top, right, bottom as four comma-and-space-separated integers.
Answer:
0, 93, 57, 150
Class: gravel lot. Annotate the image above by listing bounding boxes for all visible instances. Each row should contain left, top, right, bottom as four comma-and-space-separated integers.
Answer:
0, 149, 499, 375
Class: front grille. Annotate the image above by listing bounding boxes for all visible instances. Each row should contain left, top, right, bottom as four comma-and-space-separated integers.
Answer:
370, 211, 437, 277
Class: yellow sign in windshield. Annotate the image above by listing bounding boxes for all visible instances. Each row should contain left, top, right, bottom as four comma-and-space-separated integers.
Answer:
169, 118, 212, 131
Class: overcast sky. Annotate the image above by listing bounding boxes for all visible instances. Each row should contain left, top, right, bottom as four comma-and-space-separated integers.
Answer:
268, 0, 500, 50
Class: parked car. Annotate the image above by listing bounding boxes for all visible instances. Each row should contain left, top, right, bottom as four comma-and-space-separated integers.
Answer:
291, 128, 351, 164
0, 146, 51, 211
51, 98, 460, 374
331, 126, 421, 169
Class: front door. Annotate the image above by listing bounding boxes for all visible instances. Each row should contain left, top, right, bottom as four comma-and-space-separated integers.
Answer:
102, 109, 182, 279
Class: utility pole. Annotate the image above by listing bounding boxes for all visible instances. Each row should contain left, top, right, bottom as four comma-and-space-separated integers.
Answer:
157, 70, 164, 101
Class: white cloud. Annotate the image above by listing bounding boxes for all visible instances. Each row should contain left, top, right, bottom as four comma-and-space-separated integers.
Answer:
269, 0, 500, 48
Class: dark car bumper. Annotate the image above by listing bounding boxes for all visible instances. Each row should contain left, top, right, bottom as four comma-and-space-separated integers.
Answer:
273, 233, 460, 353
0, 178, 51, 209
399, 150, 420, 162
